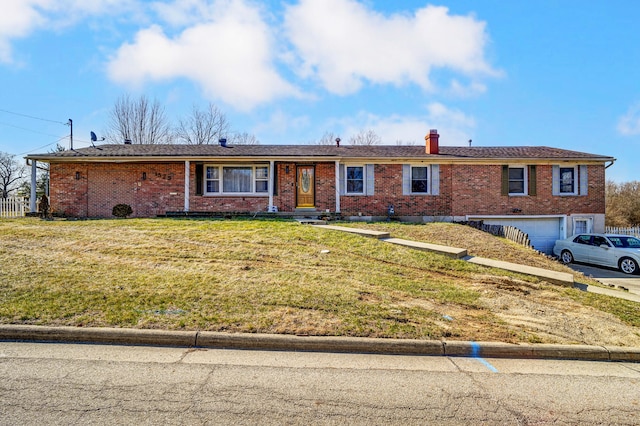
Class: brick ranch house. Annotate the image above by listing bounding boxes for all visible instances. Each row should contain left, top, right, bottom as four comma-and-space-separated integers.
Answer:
25, 130, 615, 254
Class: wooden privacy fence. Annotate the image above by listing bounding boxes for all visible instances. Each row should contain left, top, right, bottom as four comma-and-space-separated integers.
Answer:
460, 220, 532, 248
0, 197, 28, 218
605, 226, 640, 237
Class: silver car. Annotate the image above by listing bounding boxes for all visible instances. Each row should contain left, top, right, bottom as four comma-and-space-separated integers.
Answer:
553, 233, 640, 275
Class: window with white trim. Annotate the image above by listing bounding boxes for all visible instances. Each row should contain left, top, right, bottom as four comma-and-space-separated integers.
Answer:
346, 166, 364, 194
508, 166, 527, 195
204, 165, 269, 195
559, 166, 577, 195
411, 166, 429, 194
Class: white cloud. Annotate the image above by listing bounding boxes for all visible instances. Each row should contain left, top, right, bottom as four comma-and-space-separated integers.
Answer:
284, 0, 497, 95
0, 0, 135, 64
617, 103, 640, 136
339, 103, 476, 145
107, 0, 298, 111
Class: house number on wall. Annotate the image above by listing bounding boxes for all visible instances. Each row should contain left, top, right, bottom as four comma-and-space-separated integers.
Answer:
154, 172, 173, 180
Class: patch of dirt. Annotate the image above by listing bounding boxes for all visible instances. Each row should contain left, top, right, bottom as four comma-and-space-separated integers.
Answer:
472, 275, 640, 346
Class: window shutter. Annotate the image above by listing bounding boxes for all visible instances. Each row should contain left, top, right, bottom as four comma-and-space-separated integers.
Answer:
195, 163, 203, 196
431, 164, 439, 195
339, 164, 346, 195
579, 165, 588, 195
552, 165, 560, 196
528, 165, 537, 196
273, 164, 278, 196
501, 165, 509, 196
365, 164, 375, 195
402, 164, 411, 195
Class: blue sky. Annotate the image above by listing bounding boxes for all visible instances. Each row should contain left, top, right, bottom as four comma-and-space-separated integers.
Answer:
1, 0, 638, 182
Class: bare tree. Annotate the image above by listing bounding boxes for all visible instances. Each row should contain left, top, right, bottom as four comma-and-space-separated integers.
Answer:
0, 152, 25, 199
606, 180, 640, 227
348, 129, 381, 146
175, 103, 231, 145
313, 131, 339, 145
104, 94, 172, 144
17, 144, 65, 199
229, 132, 260, 145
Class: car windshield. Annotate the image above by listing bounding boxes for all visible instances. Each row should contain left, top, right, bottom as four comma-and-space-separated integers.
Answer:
607, 236, 640, 248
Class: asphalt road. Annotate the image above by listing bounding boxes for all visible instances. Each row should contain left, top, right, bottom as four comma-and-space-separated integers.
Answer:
1, 342, 639, 425
568, 262, 640, 295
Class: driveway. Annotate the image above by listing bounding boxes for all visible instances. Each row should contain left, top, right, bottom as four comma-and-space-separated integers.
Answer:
568, 262, 640, 296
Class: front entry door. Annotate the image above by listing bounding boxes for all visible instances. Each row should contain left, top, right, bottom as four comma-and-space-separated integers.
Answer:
296, 165, 315, 208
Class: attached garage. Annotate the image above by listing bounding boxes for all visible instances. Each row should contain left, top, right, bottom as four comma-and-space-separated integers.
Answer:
469, 216, 564, 255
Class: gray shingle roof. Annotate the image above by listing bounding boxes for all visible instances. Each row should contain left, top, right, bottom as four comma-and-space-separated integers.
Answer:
25, 143, 615, 162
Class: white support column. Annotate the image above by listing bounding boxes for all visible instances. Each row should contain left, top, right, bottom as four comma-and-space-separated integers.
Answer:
335, 160, 341, 213
30, 160, 37, 213
269, 160, 275, 210
184, 161, 190, 212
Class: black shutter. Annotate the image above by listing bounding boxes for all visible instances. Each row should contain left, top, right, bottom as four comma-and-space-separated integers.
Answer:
528, 165, 537, 196
501, 165, 509, 196
273, 163, 278, 196
195, 163, 203, 196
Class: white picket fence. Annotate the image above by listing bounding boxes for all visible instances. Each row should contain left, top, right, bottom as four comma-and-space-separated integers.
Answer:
0, 197, 28, 218
605, 226, 640, 237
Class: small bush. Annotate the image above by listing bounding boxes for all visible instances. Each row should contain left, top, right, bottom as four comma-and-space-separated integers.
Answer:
112, 204, 133, 218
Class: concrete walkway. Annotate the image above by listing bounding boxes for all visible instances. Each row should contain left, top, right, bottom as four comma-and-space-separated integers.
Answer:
313, 224, 575, 287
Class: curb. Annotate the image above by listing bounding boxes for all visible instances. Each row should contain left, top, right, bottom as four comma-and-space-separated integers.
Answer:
1, 325, 639, 362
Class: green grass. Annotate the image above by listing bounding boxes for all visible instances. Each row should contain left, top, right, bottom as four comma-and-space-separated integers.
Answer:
0, 217, 637, 344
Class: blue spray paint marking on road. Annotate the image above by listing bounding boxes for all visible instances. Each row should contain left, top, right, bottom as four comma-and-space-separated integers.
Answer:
470, 341, 499, 373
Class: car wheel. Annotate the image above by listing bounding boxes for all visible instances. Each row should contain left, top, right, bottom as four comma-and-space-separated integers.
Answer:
619, 257, 639, 275
560, 250, 574, 264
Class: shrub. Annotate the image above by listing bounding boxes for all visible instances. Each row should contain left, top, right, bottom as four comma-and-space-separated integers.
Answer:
112, 204, 133, 218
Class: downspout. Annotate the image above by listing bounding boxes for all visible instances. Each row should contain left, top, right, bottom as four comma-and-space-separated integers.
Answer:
269, 160, 274, 209
335, 160, 341, 213
184, 161, 190, 213
30, 160, 37, 213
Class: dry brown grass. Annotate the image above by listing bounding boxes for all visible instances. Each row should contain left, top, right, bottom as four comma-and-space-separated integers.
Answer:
0, 217, 638, 346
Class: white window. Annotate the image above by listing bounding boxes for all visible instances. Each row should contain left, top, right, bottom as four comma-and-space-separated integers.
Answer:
346, 166, 364, 194
402, 164, 440, 196
205, 165, 269, 195
411, 166, 429, 194
552, 165, 586, 196
573, 218, 592, 235
508, 166, 527, 195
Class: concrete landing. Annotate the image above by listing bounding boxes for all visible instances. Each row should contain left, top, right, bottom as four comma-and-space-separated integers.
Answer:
382, 238, 468, 259
312, 225, 391, 239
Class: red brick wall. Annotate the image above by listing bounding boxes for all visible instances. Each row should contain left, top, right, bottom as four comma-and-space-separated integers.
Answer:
49, 161, 606, 218
339, 164, 451, 216
50, 162, 184, 218
449, 164, 606, 216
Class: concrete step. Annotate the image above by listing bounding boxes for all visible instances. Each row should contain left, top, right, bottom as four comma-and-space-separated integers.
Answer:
382, 238, 468, 259
312, 225, 391, 239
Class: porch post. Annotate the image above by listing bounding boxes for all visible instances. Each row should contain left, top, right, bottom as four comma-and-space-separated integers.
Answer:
184, 161, 190, 212
335, 160, 341, 213
30, 160, 37, 213
269, 160, 274, 209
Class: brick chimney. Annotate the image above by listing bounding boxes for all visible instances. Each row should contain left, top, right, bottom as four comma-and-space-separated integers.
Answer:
425, 129, 439, 154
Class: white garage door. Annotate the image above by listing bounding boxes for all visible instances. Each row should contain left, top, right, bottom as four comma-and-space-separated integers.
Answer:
478, 217, 562, 255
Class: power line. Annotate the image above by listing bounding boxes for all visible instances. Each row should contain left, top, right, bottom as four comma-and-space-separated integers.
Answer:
0, 108, 67, 125
16, 135, 69, 156
0, 121, 64, 138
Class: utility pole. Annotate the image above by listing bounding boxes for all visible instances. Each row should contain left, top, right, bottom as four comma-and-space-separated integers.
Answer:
68, 119, 73, 150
